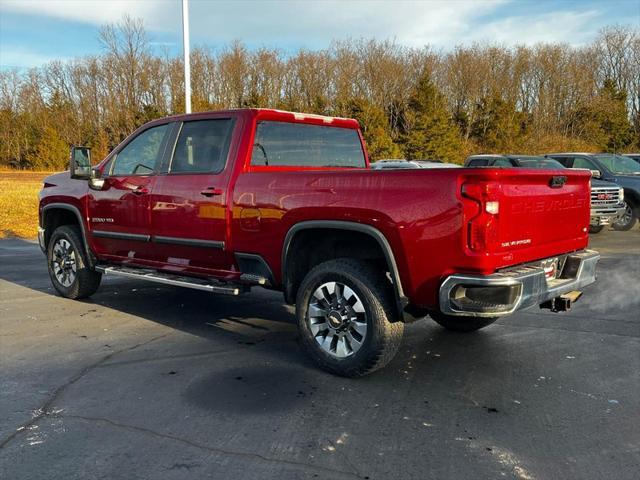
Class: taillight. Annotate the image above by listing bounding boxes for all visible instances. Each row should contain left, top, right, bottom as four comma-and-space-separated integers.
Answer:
462, 182, 501, 252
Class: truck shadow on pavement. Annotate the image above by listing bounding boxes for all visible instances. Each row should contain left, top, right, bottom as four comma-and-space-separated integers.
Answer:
1, 237, 515, 417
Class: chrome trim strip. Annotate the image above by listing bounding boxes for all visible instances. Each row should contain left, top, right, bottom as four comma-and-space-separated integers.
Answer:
92, 230, 150, 242
152, 235, 224, 249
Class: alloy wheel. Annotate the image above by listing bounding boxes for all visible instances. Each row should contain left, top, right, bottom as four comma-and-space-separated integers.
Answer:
52, 238, 77, 287
307, 281, 368, 358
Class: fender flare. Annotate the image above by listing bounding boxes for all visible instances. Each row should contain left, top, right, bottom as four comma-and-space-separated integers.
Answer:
42, 203, 96, 267
281, 220, 408, 320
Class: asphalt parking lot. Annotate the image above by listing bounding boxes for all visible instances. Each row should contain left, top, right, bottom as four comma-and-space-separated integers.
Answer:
1, 231, 639, 480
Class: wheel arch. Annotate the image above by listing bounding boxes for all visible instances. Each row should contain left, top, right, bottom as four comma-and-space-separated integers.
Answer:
281, 220, 407, 321
624, 188, 640, 212
42, 203, 95, 267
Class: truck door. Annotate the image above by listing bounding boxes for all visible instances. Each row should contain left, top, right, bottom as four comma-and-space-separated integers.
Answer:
148, 117, 237, 274
87, 123, 171, 261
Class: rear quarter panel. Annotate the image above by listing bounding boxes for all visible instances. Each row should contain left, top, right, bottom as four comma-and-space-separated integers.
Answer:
230, 167, 591, 309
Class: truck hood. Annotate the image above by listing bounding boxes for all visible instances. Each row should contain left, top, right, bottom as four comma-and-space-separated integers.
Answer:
43, 171, 71, 187
591, 178, 619, 187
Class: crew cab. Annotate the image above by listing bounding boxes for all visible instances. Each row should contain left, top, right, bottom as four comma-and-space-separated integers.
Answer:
465, 155, 625, 233
39, 109, 599, 377
546, 153, 640, 231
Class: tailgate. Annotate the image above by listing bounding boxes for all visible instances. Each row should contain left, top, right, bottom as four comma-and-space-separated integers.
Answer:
461, 168, 591, 268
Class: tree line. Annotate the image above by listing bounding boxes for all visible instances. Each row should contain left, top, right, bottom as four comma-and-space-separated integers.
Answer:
1, 16, 638, 169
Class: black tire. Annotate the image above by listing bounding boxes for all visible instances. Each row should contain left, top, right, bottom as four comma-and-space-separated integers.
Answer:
296, 258, 404, 377
588, 225, 605, 234
430, 311, 497, 333
47, 225, 101, 299
613, 202, 637, 231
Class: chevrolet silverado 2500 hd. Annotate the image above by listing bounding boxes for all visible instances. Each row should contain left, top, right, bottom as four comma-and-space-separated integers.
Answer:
39, 109, 599, 376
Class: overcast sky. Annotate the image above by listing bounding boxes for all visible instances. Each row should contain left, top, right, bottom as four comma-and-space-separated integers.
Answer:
1, 0, 639, 69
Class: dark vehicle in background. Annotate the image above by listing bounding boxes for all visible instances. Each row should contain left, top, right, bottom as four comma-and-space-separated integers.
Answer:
547, 153, 640, 231
371, 159, 461, 169
465, 154, 564, 169
465, 155, 625, 234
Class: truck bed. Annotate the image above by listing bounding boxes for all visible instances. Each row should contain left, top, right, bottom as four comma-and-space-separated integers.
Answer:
231, 167, 591, 308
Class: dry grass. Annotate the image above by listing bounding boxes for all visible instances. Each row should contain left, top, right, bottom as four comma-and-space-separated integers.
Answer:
0, 171, 53, 239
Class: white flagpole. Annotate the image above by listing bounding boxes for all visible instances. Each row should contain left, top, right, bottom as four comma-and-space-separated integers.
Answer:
182, 0, 192, 114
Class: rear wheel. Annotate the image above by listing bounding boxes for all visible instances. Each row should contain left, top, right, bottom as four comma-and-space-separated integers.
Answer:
613, 203, 637, 231
47, 225, 101, 299
430, 311, 497, 332
296, 259, 404, 377
588, 225, 605, 234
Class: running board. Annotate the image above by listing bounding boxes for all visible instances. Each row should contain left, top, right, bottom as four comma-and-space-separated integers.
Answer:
95, 266, 244, 295
239, 273, 268, 285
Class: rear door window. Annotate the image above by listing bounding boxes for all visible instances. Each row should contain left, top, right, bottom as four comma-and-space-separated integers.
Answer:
170, 119, 235, 174
572, 157, 597, 170
492, 158, 513, 167
547, 156, 572, 167
250, 121, 366, 168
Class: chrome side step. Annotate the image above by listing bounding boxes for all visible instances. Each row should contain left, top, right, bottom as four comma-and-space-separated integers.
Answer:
95, 265, 244, 295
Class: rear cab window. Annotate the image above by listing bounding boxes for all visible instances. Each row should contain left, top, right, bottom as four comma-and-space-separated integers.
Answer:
250, 121, 366, 168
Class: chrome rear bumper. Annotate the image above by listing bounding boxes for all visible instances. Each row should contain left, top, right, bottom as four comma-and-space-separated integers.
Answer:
438, 250, 600, 318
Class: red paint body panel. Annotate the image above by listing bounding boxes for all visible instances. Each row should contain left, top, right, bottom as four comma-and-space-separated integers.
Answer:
39, 108, 591, 310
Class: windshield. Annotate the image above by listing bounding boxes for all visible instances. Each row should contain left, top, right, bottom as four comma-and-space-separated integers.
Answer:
513, 156, 565, 169
595, 154, 640, 174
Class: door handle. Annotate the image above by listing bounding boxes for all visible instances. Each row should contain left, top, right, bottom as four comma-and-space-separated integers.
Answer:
132, 186, 149, 195
200, 187, 223, 197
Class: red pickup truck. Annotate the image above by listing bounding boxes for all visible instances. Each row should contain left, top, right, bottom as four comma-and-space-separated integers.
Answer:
39, 108, 599, 376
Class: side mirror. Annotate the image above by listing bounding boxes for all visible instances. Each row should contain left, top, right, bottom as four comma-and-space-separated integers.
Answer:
70, 145, 92, 179
590, 170, 602, 179
88, 168, 105, 190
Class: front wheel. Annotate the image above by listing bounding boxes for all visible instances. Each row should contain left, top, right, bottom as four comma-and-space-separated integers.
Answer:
296, 259, 404, 377
47, 225, 102, 299
613, 203, 637, 231
430, 311, 497, 332
589, 225, 605, 234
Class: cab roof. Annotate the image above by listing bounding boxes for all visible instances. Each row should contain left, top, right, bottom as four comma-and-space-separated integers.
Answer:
157, 108, 361, 130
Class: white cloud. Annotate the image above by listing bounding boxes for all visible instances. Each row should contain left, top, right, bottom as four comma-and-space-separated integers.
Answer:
464, 9, 603, 46
186, 0, 510, 48
0, 0, 615, 55
0, 0, 510, 47
0, 0, 176, 29
0, 46, 69, 69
